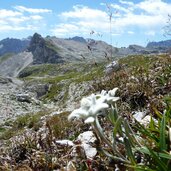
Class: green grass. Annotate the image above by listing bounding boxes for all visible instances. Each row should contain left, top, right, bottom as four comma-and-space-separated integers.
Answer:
0, 110, 50, 140
0, 127, 6, 132
20, 62, 106, 101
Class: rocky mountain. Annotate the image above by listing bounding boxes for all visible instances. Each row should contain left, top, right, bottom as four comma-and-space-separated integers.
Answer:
66, 36, 87, 43
28, 33, 64, 64
29, 34, 170, 63
147, 39, 171, 49
0, 37, 30, 56
29, 33, 118, 64
0, 33, 171, 78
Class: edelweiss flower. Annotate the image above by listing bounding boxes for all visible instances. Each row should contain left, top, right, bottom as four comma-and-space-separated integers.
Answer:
96, 88, 119, 104
68, 94, 109, 123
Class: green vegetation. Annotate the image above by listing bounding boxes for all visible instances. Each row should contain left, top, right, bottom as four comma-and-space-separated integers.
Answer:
19, 62, 106, 102
0, 110, 50, 140
1, 54, 171, 170
119, 54, 153, 69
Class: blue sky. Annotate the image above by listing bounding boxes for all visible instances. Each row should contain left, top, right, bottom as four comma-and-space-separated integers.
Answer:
0, 0, 171, 47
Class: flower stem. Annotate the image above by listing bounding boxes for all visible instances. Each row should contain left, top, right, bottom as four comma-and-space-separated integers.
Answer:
93, 117, 127, 161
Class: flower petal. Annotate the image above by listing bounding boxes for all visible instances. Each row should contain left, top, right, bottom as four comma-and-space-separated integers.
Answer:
108, 88, 118, 97
106, 97, 120, 103
96, 95, 107, 103
84, 117, 95, 123
90, 103, 109, 115
81, 97, 91, 110
101, 90, 107, 96
68, 108, 88, 121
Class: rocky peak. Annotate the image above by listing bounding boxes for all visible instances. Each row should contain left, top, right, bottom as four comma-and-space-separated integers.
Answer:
28, 33, 45, 52
28, 33, 64, 64
67, 36, 86, 43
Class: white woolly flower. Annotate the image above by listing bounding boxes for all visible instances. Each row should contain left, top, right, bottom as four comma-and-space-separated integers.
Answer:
68, 94, 109, 123
68, 88, 119, 123
96, 88, 119, 104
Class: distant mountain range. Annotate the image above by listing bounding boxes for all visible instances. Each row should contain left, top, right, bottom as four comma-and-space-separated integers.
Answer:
147, 40, 171, 49
0, 33, 170, 77
0, 37, 30, 56
0, 34, 170, 59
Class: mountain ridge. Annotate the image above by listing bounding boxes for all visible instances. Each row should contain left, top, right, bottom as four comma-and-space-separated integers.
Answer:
0, 33, 171, 77
0, 37, 30, 56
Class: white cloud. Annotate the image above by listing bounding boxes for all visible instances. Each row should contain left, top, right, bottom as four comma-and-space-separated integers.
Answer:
0, 25, 38, 31
0, 6, 51, 33
114, 13, 164, 28
52, 5, 109, 37
60, 5, 107, 21
128, 31, 134, 34
7, 16, 29, 24
0, 0, 170, 41
14, 6, 52, 13
110, 4, 133, 13
137, 0, 171, 15
30, 15, 43, 20
145, 30, 156, 36
51, 23, 91, 37
52, 0, 171, 38
119, 0, 134, 6
112, 33, 121, 36
0, 9, 22, 18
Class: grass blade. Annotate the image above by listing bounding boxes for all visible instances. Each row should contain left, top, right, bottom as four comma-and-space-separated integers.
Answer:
137, 147, 171, 160
159, 113, 167, 151
148, 147, 168, 171
113, 116, 123, 138
124, 137, 136, 165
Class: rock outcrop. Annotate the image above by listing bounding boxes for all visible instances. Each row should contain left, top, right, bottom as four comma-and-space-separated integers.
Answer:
105, 60, 120, 74
67, 36, 87, 43
29, 33, 64, 64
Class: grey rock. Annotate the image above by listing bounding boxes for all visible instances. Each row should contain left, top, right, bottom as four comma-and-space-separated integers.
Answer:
36, 84, 49, 98
16, 93, 31, 103
105, 61, 120, 74
0, 52, 33, 77
29, 33, 64, 64
0, 77, 12, 84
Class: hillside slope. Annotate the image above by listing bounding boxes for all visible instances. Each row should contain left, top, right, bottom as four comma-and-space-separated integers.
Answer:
0, 52, 33, 77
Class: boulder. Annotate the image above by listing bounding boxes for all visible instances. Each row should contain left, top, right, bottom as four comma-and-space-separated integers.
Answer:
36, 84, 49, 98
16, 93, 31, 103
77, 131, 97, 159
105, 60, 120, 74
